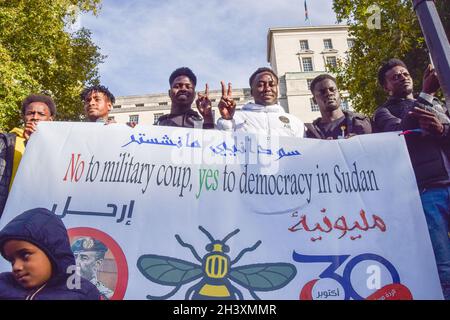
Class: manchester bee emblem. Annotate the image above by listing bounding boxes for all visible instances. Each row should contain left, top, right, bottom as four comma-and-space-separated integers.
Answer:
137, 226, 297, 300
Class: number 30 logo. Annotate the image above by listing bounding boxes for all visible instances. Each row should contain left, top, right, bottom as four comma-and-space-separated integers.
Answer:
293, 252, 412, 300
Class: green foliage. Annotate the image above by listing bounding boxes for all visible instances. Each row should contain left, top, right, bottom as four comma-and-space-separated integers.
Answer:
332, 0, 450, 116
0, 0, 104, 130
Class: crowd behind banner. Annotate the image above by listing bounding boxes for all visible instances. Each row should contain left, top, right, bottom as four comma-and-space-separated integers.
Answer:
0, 61, 448, 300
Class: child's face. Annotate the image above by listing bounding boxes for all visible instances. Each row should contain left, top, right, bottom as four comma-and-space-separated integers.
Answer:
3, 240, 52, 289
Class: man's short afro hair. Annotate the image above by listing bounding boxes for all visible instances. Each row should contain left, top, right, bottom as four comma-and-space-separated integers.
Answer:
169, 67, 197, 87
377, 58, 408, 87
21, 94, 57, 116
310, 74, 337, 94
80, 85, 115, 104
249, 67, 278, 87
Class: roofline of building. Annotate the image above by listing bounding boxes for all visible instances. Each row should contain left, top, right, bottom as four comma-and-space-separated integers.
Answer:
267, 24, 349, 63
115, 88, 251, 103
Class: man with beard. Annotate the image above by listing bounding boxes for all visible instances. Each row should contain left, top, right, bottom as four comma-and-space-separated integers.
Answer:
155, 67, 214, 129
374, 58, 450, 300
305, 74, 371, 139
216, 67, 305, 137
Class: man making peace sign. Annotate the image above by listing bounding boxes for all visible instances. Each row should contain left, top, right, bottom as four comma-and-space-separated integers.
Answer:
216, 67, 305, 137
156, 67, 214, 129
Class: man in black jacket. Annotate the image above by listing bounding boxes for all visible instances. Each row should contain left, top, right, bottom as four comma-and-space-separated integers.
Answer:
305, 74, 372, 139
374, 58, 450, 299
156, 67, 214, 129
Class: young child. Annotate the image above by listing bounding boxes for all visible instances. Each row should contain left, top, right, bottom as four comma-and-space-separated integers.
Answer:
0, 208, 100, 300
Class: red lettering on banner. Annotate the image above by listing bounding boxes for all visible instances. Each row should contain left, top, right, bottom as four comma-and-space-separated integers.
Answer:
63, 153, 84, 182
288, 209, 387, 241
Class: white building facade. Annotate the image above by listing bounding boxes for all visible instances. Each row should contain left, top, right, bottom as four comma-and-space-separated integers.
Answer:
267, 25, 352, 122
111, 25, 351, 124
110, 89, 253, 125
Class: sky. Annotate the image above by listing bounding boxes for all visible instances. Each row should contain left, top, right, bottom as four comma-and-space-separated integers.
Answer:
78, 0, 338, 97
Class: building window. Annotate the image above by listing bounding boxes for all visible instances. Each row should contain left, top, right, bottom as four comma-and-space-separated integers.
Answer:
341, 99, 349, 111
307, 79, 313, 90
347, 38, 355, 49
323, 39, 333, 50
129, 115, 139, 123
326, 56, 337, 69
310, 98, 319, 112
233, 97, 240, 102
300, 40, 309, 50
108, 116, 115, 121
159, 102, 168, 106
154, 113, 164, 123
302, 57, 314, 72
113, 105, 121, 109
135, 103, 144, 107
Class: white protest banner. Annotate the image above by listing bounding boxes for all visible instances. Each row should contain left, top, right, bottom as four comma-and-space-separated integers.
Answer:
0, 122, 443, 300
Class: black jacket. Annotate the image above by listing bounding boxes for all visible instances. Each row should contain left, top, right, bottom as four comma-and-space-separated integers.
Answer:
0, 133, 15, 218
373, 96, 450, 189
305, 110, 372, 139
155, 109, 213, 129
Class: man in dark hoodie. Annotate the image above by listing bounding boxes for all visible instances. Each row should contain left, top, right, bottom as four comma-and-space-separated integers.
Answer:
0, 208, 100, 300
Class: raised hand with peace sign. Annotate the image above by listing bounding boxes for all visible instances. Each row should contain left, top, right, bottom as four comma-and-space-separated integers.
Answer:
195, 83, 214, 125
218, 81, 236, 120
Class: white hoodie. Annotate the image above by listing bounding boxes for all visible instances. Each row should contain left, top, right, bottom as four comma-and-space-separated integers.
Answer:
216, 102, 305, 137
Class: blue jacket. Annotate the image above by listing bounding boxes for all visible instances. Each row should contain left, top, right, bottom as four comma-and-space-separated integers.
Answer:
0, 208, 100, 300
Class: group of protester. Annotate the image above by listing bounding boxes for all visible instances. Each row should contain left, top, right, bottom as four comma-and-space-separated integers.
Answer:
0, 59, 448, 299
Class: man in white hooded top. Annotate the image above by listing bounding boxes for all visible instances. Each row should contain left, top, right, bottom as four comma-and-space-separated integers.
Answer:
216, 67, 305, 137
